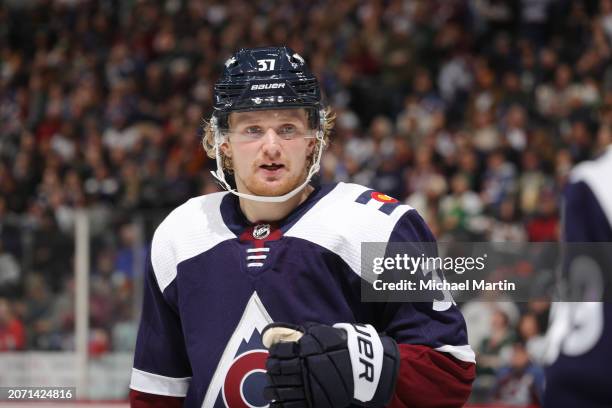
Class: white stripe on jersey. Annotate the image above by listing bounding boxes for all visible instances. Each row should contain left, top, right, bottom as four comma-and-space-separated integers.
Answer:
247, 262, 265, 267
434, 344, 476, 363
247, 247, 271, 253
151, 192, 235, 292
130, 367, 191, 397
286, 182, 413, 279
246, 255, 267, 260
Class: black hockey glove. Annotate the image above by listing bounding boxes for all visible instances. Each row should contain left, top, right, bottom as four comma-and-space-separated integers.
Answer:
261, 322, 400, 408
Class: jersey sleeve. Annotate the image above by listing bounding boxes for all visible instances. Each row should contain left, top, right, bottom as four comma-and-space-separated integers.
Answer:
129, 231, 192, 399
563, 180, 612, 242
380, 209, 476, 408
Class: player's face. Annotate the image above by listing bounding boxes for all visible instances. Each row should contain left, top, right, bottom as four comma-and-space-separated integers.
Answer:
222, 109, 316, 197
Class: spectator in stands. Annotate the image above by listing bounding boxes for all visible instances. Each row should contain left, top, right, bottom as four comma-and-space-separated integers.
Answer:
21, 274, 59, 350
0, 240, 20, 297
477, 308, 517, 377
488, 197, 528, 242
526, 190, 559, 242
481, 150, 518, 211
0, 298, 25, 351
518, 313, 547, 365
439, 173, 484, 239
492, 341, 546, 406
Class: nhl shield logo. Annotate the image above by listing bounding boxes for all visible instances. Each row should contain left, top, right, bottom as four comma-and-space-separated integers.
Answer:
252, 224, 271, 240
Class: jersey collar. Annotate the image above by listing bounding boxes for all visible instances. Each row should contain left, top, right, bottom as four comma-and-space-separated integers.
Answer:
219, 182, 337, 237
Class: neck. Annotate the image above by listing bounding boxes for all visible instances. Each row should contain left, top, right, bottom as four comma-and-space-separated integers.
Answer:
238, 184, 314, 223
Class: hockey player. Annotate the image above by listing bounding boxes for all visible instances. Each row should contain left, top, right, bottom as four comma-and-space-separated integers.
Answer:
129, 47, 475, 408
543, 139, 612, 407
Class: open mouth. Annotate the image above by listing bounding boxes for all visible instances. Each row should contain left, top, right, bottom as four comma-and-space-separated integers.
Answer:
259, 163, 284, 171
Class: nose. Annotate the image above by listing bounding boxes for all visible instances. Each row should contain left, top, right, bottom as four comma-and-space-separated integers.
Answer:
261, 128, 282, 157
262, 127, 282, 144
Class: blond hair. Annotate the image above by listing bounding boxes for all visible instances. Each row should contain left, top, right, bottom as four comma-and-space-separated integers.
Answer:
201, 107, 336, 172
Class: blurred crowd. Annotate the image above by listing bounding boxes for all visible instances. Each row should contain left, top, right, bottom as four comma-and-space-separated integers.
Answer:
1, 0, 612, 404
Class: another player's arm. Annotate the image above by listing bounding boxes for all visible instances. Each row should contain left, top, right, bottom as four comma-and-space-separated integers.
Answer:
129, 230, 192, 407
563, 180, 612, 242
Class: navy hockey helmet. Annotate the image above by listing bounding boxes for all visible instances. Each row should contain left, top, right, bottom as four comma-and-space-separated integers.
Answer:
213, 46, 322, 129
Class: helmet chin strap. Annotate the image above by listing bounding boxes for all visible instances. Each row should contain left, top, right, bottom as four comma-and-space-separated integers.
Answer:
209, 111, 326, 203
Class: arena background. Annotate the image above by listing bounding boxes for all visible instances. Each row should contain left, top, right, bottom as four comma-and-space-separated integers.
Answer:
0, 0, 609, 407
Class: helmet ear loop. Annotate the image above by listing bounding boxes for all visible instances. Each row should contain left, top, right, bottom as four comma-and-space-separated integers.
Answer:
308, 130, 325, 176
209, 116, 234, 191
307, 109, 327, 177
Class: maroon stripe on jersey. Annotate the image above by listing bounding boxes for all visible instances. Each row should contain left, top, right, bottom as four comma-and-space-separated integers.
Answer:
129, 389, 184, 408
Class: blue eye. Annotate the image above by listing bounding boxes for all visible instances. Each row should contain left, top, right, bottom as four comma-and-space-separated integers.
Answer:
278, 125, 297, 137
245, 126, 264, 135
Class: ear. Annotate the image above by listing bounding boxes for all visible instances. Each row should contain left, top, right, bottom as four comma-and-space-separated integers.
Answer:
306, 137, 316, 155
220, 140, 232, 158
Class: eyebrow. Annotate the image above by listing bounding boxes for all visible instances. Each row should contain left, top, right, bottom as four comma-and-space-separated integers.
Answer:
230, 110, 307, 125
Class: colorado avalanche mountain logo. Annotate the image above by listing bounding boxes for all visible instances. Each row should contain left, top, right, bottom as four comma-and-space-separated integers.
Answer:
202, 292, 273, 408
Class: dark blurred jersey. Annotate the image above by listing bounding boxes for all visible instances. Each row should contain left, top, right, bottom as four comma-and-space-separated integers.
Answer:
544, 146, 612, 408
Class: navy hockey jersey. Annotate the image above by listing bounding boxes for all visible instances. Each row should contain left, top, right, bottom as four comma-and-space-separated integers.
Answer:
129, 182, 475, 407
544, 146, 612, 408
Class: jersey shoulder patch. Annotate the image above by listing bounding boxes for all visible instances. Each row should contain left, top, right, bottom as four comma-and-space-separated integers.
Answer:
151, 192, 236, 292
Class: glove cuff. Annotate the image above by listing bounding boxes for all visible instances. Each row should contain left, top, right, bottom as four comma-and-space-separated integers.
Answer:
333, 323, 400, 407
371, 335, 400, 407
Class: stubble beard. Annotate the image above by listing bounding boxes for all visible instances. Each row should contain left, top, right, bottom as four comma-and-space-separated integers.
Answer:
240, 164, 309, 197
